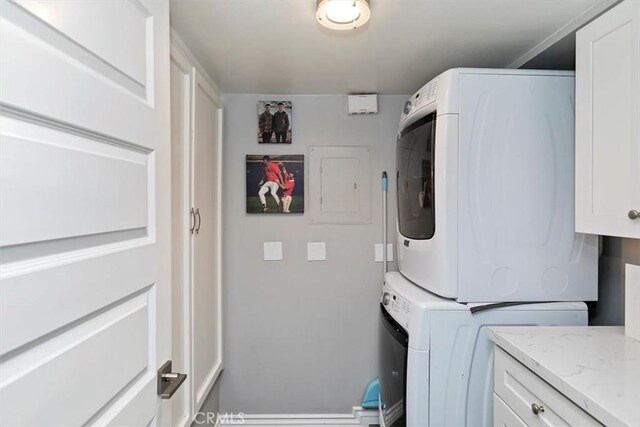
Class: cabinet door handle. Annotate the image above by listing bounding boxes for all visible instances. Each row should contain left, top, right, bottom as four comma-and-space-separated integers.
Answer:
190, 208, 196, 234
629, 210, 639, 220
195, 208, 201, 234
531, 403, 545, 415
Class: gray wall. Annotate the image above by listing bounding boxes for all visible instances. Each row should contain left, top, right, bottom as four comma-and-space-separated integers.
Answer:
590, 237, 640, 325
219, 94, 405, 414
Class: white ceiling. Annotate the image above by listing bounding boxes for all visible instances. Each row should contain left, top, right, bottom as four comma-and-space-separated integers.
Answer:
170, 0, 602, 95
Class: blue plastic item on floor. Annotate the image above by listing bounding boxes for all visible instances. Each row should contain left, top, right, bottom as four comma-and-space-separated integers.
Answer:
361, 378, 380, 409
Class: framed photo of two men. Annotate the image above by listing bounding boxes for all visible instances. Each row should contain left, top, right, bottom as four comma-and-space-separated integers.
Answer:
257, 100, 292, 143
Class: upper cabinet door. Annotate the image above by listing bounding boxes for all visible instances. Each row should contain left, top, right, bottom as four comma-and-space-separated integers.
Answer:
575, 0, 640, 239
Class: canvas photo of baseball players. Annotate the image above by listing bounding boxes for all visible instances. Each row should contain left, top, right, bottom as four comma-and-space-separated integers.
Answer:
246, 154, 304, 214
257, 101, 292, 143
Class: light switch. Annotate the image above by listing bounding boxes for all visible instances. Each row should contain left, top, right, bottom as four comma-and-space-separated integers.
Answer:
375, 243, 394, 262
263, 242, 283, 261
307, 242, 326, 261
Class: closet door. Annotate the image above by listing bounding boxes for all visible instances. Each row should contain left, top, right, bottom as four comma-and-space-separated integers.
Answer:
170, 41, 193, 426
575, 0, 640, 238
191, 70, 223, 411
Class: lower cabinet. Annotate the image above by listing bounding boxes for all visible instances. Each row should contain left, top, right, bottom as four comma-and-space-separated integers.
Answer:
494, 393, 527, 427
493, 348, 601, 427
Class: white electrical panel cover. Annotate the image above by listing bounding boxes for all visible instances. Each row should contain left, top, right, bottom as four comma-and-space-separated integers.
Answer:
309, 146, 371, 224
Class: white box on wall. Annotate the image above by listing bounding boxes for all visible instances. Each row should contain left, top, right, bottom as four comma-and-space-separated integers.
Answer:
626, 263, 640, 341
309, 146, 371, 224
263, 242, 283, 261
307, 242, 326, 261
348, 94, 378, 115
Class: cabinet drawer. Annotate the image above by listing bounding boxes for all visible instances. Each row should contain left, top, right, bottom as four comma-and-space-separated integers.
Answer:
494, 393, 527, 427
494, 347, 602, 426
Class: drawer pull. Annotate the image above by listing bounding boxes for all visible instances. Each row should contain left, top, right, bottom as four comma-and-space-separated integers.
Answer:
531, 403, 545, 415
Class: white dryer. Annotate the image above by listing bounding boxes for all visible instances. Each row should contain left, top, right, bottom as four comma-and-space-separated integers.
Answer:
378, 272, 587, 427
396, 68, 598, 302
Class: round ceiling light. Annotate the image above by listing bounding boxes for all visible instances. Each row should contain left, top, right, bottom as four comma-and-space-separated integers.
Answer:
316, 0, 371, 30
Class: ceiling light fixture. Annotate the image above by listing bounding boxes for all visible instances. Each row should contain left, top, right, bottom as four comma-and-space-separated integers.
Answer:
316, 0, 371, 30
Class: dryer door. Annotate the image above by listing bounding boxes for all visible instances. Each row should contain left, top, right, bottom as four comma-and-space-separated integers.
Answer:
379, 304, 408, 427
397, 112, 437, 240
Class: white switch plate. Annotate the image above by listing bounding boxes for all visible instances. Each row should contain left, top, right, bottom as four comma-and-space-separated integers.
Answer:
625, 263, 640, 341
263, 242, 283, 261
307, 242, 326, 261
375, 243, 394, 262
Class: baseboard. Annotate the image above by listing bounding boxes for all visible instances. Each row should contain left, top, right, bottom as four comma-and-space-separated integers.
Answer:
219, 406, 378, 426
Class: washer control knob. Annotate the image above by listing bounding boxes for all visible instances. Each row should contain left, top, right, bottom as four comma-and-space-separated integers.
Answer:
629, 210, 639, 220
382, 292, 390, 306
403, 100, 412, 115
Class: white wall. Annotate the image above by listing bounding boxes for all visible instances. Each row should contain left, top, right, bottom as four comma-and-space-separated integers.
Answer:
219, 94, 406, 414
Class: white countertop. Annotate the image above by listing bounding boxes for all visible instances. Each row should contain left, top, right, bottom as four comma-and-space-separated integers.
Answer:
488, 326, 640, 427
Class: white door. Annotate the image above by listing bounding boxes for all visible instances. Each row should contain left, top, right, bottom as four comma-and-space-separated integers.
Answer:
575, 0, 640, 238
169, 40, 223, 425
170, 39, 193, 426
0, 1, 173, 425
191, 70, 223, 413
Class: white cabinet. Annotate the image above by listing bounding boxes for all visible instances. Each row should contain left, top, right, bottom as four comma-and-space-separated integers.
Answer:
493, 348, 601, 427
170, 32, 223, 425
575, 0, 640, 238
494, 394, 527, 427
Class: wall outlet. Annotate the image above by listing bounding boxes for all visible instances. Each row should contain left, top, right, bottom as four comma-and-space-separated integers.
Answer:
307, 242, 326, 261
375, 243, 394, 262
263, 242, 283, 261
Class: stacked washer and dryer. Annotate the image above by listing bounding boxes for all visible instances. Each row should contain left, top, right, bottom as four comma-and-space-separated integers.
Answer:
378, 68, 598, 427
